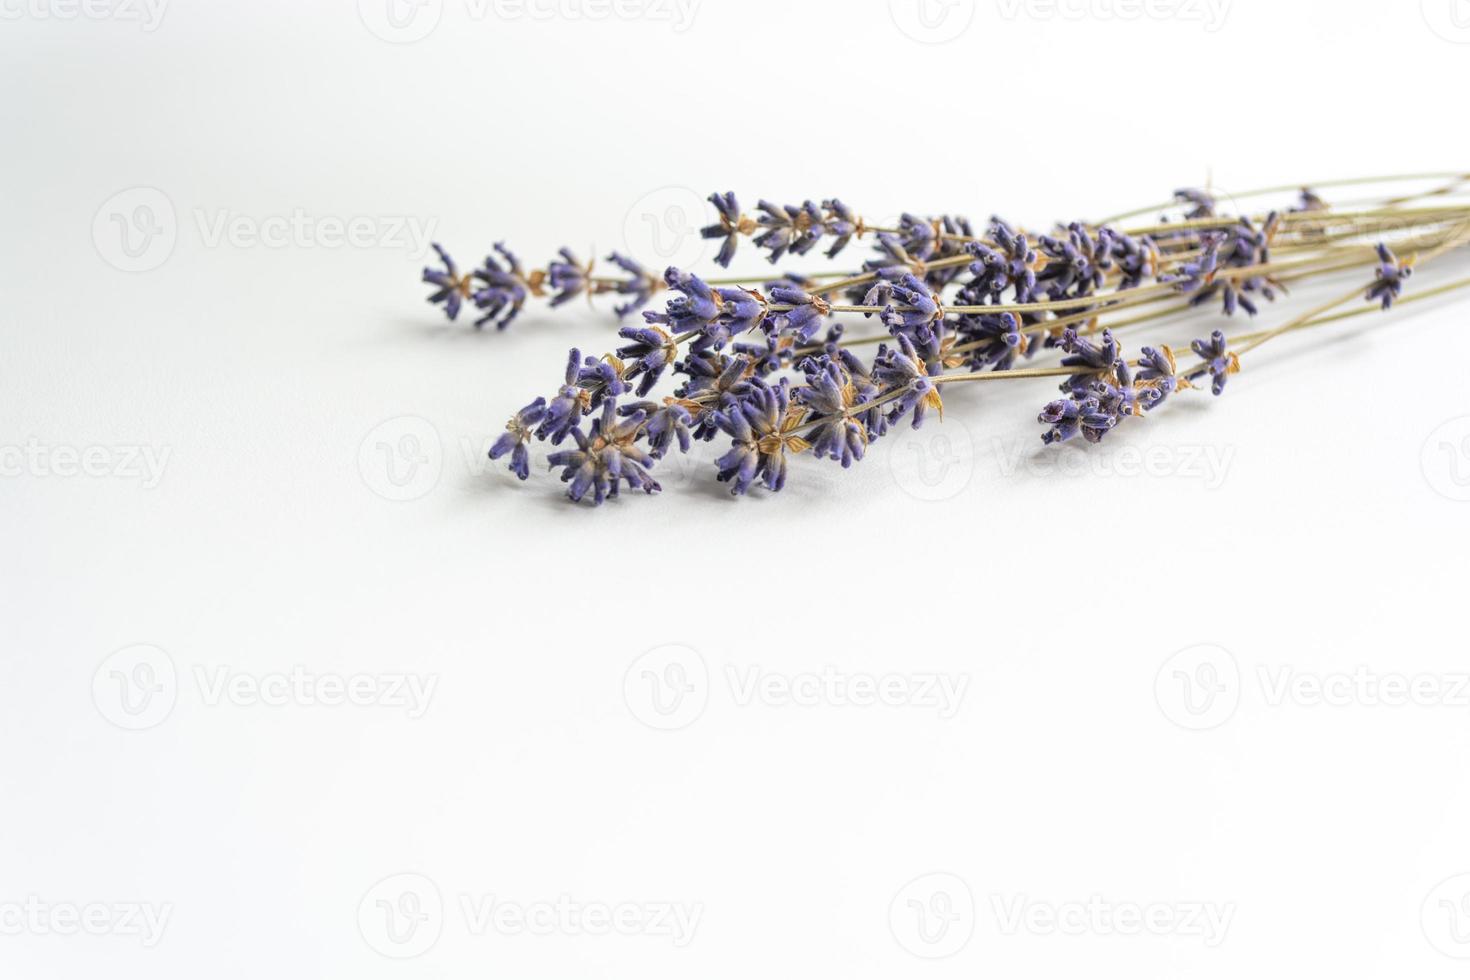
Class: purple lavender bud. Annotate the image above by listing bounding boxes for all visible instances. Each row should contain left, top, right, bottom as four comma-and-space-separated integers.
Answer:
422, 243, 471, 321
713, 379, 808, 494
767, 285, 831, 343
878, 273, 943, 334
536, 348, 586, 445
1367, 242, 1413, 309
487, 397, 548, 481
621, 399, 694, 458
1058, 327, 1120, 396
470, 242, 532, 330
605, 252, 659, 318
1038, 395, 1117, 445
546, 399, 660, 505
546, 248, 592, 308
1188, 330, 1239, 396
616, 325, 679, 397
576, 354, 629, 409
873, 334, 943, 428
793, 355, 869, 468
701, 191, 743, 268
1174, 188, 1217, 220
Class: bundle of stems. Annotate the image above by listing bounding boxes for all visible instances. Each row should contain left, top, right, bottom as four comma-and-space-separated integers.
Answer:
419, 173, 1470, 504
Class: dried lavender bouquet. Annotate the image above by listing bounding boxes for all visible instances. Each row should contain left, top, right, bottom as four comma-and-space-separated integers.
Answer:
420, 173, 1470, 505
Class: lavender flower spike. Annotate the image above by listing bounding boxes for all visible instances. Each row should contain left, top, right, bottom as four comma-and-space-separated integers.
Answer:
488, 398, 548, 480
1189, 330, 1240, 396
470, 242, 535, 330
1367, 242, 1414, 309
422, 243, 472, 321
701, 191, 749, 268
546, 248, 593, 307
546, 399, 660, 505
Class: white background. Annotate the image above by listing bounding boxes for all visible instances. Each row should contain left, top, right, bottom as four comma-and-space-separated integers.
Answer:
5, 0, 1470, 976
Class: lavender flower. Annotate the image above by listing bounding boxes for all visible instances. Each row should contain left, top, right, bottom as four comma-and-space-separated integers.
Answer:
622, 399, 694, 458
954, 311, 1028, 371
873, 333, 943, 428
470, 242, 534, 330
753, 200, 824, 263
1038, 395, 1117, 445
1037, 223, 1105, 300
616, 324, 679, 396
767, 284, 831, 343
879, 273, 944, 335
1174, 188, 1217, 220
1189, 330, 1240, 395
1367, 242, 1413, 309
487, 398, 547, 480
546, 399, 660, 505
1135, 345, 1186, 403
422, 243, 472, 321
793, 355, 870, 467
702, 191, 747, 268
605, 252, 661, 318
1058, 327, 1120, 396
713, 379, 810, 494
546, 248, 592, 307
537, 348, 587, 445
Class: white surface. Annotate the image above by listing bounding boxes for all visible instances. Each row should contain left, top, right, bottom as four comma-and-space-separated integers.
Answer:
5, 1, 1470, 977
